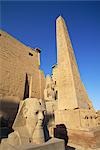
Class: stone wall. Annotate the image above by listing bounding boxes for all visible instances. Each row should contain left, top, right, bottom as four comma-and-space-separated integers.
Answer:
96, 111, 100, 126
0, 30, 45, 124
79, 109, 97, 128
39, 70, 45, 99
55, 109, 97, 130
55, 110, 80, 130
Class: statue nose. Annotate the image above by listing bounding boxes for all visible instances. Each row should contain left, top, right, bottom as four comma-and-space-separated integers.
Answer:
38, 111, 43, 120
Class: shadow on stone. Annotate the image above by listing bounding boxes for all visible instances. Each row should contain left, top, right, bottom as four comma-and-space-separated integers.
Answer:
66, 146, 75, 150
42, 113, 51, 142
23, 73, 29, 99
0, 100, 19, 139
54, 124, 69, 147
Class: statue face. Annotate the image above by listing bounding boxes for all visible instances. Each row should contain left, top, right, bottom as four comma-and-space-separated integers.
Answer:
13, 98, 44, 137
26, 100, 41, 119
23, 98, 44, 135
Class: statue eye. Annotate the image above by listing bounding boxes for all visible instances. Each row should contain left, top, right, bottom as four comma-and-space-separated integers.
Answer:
35, 111, 39, 115
39, 102, 41, 105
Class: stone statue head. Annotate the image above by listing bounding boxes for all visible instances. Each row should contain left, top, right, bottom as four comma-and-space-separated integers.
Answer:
1, 98, 46, 148
13, 98, 45, 138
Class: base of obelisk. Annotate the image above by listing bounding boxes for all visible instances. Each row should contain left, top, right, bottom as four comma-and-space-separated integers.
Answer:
67, 127, 100, 150
54, 109, 100, 149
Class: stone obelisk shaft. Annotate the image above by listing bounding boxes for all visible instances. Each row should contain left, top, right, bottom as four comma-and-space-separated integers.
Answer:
56, 16, 93, 110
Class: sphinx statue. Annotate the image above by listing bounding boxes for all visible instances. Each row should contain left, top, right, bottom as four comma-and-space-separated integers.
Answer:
0, 98, 46, 149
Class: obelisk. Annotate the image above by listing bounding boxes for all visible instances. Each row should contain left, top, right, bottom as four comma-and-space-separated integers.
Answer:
56, 16, 93, 110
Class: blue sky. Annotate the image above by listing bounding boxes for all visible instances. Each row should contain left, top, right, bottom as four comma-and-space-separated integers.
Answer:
1, 1, 100, 110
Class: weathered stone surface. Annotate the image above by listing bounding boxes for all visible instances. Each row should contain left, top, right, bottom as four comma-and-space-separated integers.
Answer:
44, 75, 56, 101
55, 16, 93, 110
0, 138, 64, 150
52, 16, 100, 149
55, 109, 99, 130
0, 30, 45, 125
0, 98, 46, 149
67, 127, 100, 149
52, 16, 99, 130
0, 30, 45, 100
13, 98, 45, 144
